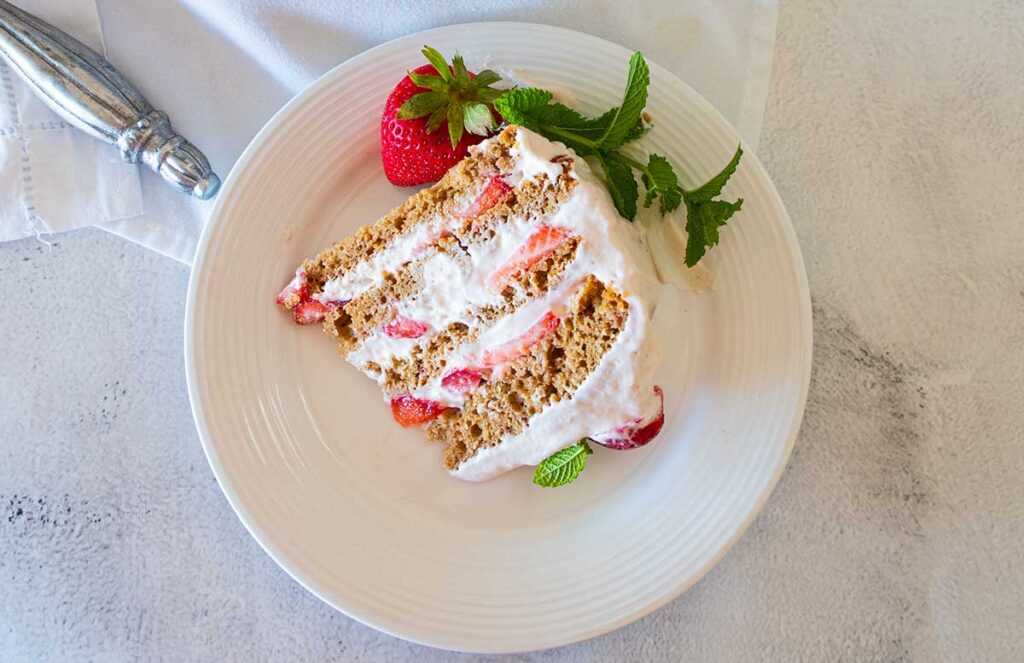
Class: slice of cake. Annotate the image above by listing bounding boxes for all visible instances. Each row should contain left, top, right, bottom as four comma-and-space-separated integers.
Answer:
277, 125, 665, 481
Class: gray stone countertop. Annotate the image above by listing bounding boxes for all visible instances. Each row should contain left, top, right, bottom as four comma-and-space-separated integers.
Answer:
3, 1, 1024, 660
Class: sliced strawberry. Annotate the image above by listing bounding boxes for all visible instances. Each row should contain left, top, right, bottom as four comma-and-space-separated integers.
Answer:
464, 175, 513, 219
276, 270, 308, 307
487, 225, 570, 290
481, 311, 560, 367
293, 299, 330, 325
591, 387, 665, 450
390, 395, 446, 427
441, 368, 485, 394
383, 313, 429, 339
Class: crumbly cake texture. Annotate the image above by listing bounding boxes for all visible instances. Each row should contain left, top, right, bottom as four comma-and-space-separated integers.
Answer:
278, 125, 663, 480
301, 126, 526, 293
431, 276, 628, 469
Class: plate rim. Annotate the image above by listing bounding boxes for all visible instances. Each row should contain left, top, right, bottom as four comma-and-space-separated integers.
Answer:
185, 20, 813, 653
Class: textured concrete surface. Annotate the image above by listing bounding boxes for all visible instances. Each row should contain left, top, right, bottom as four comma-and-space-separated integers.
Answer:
3, 0, 1024, 660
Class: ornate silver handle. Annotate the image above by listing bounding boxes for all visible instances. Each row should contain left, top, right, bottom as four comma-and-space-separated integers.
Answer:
0, 0, 220, 199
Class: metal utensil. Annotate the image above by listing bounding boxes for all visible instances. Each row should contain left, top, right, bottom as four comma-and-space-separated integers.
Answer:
0, 0, 220, 199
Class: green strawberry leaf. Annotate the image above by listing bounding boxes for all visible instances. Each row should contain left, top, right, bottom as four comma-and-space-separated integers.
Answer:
533, 440, 594, 488
472, 69, 501, 87
446, 103, 465, 148
451, 52, 471, 86
463, 103, 495, 136
425, 107, 446, 133
477, 87, 503, 104
397, 91, 447, 120
421, 45, 450, 81
407, 71, 447, 92
403, 46, 504, 147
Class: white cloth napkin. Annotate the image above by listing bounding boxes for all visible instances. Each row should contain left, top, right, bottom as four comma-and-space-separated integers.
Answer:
10, 0, 779, 264
0, 0, 142, 242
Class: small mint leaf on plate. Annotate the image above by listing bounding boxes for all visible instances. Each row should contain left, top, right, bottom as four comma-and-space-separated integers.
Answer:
533, 440, 594, 488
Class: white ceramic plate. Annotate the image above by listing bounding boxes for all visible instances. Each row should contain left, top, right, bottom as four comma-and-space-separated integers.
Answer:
186, 22, 811, 653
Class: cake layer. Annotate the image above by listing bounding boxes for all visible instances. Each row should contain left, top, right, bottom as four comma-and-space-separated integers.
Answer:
299, 128, 517, 295
278, 125, 665, 482
298, 125, 573, 306
380, 236, 581, 395
430, 276, 629, 470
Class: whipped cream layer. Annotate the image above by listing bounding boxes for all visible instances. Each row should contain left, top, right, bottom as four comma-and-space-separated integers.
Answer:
319, 126, 664, 481
450, 135, 663, 481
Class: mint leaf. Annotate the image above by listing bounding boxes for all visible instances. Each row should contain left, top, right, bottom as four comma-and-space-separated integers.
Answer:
681, 144, 744, 266
595, 52, 650, 149
622, 118, 649, 144
492, 52, 744, 268
421, 46, 450, 81
687, 145, 743, 202
640, 154, 682, 213
533, 440, 593, 487
494, 54, 648, 154
494, 87, 554, 121
495, 88, 607, 155
397, 91, 446, 120
599, 155, 638, 221
684, 197, 743, 267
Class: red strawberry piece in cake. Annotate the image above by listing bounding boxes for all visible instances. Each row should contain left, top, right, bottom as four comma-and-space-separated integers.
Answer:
463, 175, 513, 219
292, 299, 330, 325
278, 271, 347, 325
481, 311, 560, 367
441, 368, 485, 394
488, 225, 571, 290
383, 313, 429, 339
390, 395, 447, 427
591, 387, 665, 450
276, 270, 309, 307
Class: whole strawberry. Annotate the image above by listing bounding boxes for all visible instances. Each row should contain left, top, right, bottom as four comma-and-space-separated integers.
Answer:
381, 46, 503, 186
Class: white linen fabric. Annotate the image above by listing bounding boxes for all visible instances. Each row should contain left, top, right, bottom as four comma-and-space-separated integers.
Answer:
2, 0, 778, 264
0, 0, 143, 243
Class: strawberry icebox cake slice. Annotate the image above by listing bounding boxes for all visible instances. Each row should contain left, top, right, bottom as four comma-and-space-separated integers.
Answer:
276, 46, 744, 486
277, 124, 665, 482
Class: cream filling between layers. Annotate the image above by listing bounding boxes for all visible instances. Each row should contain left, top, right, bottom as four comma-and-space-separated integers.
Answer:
316, 126, 663, 481
344, 208, 564, 378
448, 152, 663, 481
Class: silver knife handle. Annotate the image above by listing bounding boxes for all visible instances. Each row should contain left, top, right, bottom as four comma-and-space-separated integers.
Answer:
0, 0, 220, 199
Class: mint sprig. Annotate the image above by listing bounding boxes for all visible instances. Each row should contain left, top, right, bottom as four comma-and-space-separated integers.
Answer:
533, 440, 593, 488
494, 52, 744, 267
